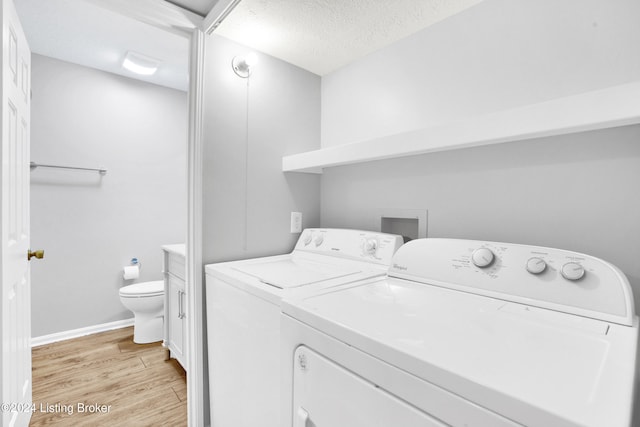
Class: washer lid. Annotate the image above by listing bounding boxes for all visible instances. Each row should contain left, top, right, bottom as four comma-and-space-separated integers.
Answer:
120, 280, 164, 297
283, 277, 638, 427
233, 258, 361, 289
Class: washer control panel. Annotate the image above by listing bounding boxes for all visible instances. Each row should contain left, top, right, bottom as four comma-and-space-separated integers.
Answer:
295, 228, 404, 266
471, 247, 495, 268
560, 262, 585, 281
389, 238, 634, 326
525, 257, 547, 275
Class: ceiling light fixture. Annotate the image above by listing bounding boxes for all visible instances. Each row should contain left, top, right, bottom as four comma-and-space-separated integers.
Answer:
232, 53, 258, 78
122, 51, 160, 76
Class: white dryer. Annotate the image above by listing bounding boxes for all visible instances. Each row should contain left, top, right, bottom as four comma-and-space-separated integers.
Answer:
282, 238, 638, 427
205, 228, 404, 427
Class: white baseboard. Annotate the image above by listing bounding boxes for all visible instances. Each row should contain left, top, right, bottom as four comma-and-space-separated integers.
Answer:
31, 318, 135, 347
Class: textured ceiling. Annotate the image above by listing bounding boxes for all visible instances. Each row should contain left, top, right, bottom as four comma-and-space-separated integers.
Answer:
14, 0, 484, 92
216, 0, 484, 75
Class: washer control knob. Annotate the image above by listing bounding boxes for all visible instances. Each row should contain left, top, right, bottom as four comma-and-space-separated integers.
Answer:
471, 248, 495, 268
561, 262, 585, 281
364, 239, 377, 255
302, 232, 312, 246
526, 257, 547, 274
314, 233, 324, 247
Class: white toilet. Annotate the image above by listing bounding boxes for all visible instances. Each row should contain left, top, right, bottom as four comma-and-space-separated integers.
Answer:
119, 280, 164, 344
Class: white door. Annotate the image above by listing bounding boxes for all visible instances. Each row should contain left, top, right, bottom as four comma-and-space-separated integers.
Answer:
1, 0, 32, 425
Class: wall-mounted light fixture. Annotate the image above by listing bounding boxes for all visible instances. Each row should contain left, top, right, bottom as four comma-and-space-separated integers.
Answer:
232, 53, 258, 78
122, 51, 160, 76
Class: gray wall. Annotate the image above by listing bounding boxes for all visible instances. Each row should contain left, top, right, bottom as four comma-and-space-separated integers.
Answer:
321, 0, 640, 147
30, 54, 187, 337
319, 0, 640, 312
201, 35, 321, 264
322, 126, 640, 301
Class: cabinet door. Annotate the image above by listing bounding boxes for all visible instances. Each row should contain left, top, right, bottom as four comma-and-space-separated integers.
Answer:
168, 275, 185, 362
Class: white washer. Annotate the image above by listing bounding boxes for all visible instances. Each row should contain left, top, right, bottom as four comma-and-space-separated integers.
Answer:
282, 238, 638, 427
205, 228, 404, 427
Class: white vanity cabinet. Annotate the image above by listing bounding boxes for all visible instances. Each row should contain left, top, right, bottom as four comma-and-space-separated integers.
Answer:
162, 244, 187, 370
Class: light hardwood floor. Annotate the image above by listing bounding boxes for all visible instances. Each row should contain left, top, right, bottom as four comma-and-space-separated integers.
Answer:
30, 326, 187, 426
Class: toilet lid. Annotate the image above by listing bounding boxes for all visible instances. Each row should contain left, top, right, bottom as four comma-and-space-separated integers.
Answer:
119, 280, 164, 297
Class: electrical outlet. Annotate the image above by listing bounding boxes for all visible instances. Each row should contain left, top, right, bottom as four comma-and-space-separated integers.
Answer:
290, 212, 302, 233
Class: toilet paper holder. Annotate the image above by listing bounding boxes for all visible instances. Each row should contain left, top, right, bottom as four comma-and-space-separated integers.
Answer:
123, 258, 142, 280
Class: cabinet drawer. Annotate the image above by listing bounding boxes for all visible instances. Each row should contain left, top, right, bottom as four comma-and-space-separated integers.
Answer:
167, 253, 185, 280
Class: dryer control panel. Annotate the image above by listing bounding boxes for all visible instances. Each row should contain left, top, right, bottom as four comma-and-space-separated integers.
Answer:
389, 239, 635, 326
295, 228, 404, 266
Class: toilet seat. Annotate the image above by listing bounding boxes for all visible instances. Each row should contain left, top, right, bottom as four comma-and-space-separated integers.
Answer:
119, 280, 164, 298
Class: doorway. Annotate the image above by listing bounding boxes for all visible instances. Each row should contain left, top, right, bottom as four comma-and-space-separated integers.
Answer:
13, 0, 195, 425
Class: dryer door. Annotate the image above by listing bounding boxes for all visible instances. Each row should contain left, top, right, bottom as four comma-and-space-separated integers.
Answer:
292, 346, 445, 427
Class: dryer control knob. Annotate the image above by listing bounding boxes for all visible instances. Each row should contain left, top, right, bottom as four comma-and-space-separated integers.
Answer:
526, 257, 547, 274
561, 262, 585, 281
364, 239, 377, 255
314, 233, 324, 247
471, 247, 495, 268
302, 232, 312, 246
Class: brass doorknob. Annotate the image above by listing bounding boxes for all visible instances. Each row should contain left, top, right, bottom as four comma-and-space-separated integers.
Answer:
28, 249, 44, 261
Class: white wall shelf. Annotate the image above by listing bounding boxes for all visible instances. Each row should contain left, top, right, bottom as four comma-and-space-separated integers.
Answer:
282, 81, 640, 174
